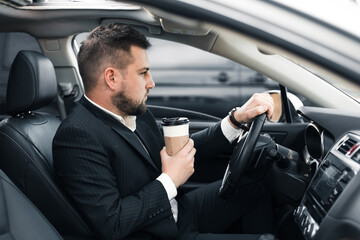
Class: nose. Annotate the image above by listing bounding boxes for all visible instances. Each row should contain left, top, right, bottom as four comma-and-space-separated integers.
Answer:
146, 72, 155, 89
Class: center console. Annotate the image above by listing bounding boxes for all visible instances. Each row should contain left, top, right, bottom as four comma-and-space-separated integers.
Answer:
294, 133, 360, 239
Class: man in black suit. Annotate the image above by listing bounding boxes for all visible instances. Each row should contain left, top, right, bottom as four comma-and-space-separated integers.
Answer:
53, 24, 274, 240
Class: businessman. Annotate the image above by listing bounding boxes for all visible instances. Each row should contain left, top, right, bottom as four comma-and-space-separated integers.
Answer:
53, 24, 274, 240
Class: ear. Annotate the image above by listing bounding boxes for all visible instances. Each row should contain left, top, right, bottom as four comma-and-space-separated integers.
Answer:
104, 67, 118, 91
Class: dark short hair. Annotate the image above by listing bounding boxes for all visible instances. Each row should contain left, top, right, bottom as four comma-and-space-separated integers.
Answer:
78, 24, 151, 92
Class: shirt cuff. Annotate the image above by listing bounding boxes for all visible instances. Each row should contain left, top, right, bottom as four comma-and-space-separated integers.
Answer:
221, 117, 242, 143
156, 173, 177, 201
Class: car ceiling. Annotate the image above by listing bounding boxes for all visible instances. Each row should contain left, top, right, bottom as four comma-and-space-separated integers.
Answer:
0, 0, 219, 51
0, 5, 152, 37
1, 0, 360, 112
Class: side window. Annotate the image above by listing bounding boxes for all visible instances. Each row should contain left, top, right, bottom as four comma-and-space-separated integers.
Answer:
73, 34, 314, 119
147, 38, 278, 118
0, 32, 42, 115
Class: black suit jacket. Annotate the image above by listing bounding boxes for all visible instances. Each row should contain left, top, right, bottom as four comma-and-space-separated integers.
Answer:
53, 97, 232, 240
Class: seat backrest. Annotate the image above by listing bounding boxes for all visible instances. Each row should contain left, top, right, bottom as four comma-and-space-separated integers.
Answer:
0, 169, 62, 240
0, 50, 92, 238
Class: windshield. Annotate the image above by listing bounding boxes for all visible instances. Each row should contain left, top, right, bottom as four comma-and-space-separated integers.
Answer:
303, 65, 360, 103
273, 0, 360, 38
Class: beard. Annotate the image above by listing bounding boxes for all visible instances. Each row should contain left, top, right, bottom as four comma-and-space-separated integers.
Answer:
112, 90, 147, 116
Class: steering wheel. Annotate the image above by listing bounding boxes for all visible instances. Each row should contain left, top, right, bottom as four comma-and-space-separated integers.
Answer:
219, 113, 267, 199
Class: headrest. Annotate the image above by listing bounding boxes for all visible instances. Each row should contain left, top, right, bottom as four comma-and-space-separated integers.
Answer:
6, 50, 57, 116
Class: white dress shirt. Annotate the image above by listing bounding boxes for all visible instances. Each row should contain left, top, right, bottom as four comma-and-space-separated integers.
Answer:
85, 95, 241, 223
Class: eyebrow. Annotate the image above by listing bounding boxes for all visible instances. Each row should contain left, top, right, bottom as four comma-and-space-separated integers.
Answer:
138, 67, 150, 72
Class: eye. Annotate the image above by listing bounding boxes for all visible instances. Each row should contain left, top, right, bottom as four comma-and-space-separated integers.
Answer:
140, 68, 150, 76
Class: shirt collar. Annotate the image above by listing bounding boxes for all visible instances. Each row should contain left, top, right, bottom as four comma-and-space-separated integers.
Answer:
84, 95, 137, 132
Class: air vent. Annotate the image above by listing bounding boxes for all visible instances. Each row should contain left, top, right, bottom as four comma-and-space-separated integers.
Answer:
338, 138, 358, 155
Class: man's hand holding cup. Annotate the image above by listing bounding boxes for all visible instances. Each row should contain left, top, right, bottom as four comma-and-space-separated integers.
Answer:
160, 117, 195, 188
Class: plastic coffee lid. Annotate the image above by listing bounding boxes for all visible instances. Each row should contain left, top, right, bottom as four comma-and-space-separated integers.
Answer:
161, 117, 189, 126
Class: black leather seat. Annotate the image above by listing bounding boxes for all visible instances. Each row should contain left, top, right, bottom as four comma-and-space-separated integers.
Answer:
0, 169, 62, 240
0, 50, 92, 239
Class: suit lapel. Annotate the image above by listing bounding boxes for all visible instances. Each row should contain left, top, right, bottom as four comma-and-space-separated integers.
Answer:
111, 125, 159, 170
135, 123, 162, 170
79, 97, 159, 171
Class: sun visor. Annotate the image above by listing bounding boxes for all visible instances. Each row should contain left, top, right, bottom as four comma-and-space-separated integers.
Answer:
160, 18, 211, 36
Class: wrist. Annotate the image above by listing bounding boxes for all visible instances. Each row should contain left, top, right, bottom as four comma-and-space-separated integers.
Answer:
228, 108, 249, 131
157, 173, 177, 200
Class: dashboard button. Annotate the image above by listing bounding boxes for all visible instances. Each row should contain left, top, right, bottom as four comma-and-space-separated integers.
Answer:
294, 207, 300, 217
340, 170, 353, 184
306, 223, 314, 238
332, 188, 339, 196
311, 224, 319, 238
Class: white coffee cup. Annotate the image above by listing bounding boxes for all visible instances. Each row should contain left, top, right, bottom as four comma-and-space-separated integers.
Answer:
162, 117, 190, 156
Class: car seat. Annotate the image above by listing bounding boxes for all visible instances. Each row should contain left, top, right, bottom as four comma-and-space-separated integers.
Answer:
0, 50, 92, 239
0, 169, 62, 240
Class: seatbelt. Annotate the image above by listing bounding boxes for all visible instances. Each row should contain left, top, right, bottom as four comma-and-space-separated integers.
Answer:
56, 91, 67, 121
57, 82, 80, 120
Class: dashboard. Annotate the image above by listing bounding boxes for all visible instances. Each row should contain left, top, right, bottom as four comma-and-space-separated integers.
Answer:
295, 107, 360, 240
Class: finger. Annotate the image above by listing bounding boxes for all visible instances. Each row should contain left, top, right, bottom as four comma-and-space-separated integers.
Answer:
160, 147, 168, 158
257, 93, 273, 107
245, 105, 268, 119
266, 102, 274, 119
190, 147, 196, 157
264, 94, 274, 109
256, 93, 273, 119
183, 138, 194, 152
236, 93, 274, 122
264, 94, 274, 119
249, 93, 272, 110
259, 96, 273, 118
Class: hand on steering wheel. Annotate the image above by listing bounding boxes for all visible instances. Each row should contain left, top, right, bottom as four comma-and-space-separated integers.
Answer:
219, 113, 267, 199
